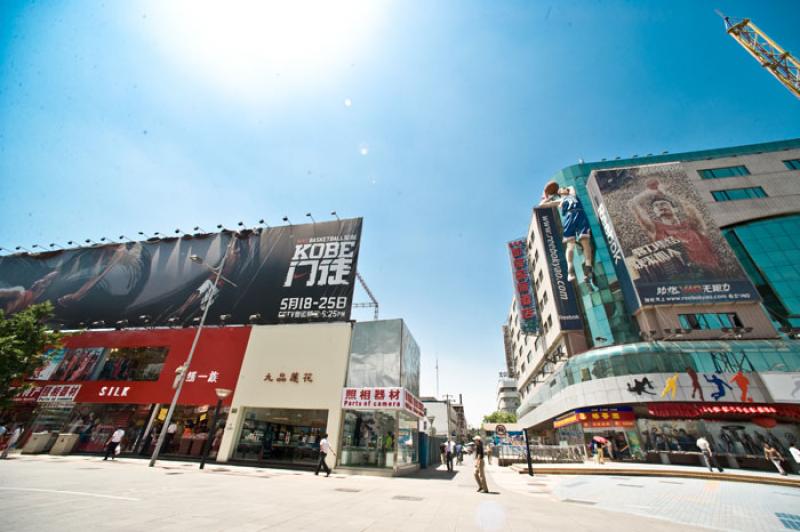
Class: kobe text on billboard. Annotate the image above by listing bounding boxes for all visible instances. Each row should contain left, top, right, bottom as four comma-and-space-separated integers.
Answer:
283, 235, 357, 287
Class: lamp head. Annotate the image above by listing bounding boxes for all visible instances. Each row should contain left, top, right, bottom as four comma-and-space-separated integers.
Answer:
215, 388, 233, 400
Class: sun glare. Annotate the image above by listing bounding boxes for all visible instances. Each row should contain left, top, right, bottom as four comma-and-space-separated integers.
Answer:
146, 0, 383, 100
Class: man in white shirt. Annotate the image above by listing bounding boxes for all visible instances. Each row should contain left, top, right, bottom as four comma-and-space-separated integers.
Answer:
697, 436, 723, 473
446, 439, 456, 471
104, 427, 126, 461
315, 433, 335, 477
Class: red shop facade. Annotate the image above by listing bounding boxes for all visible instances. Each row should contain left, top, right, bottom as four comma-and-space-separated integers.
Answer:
10, 326, 250, 460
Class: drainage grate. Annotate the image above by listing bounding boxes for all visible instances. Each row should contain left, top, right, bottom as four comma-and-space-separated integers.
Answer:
776, 513, 800, 530
78, 467, 102, 470
563, 499, 597, 506
617, 484, 644, 488
335, 488, 362, 493
165, 472, 183, 475
211, 468, 230, 472
659, 480, 684, 485
392, 495, 423, 501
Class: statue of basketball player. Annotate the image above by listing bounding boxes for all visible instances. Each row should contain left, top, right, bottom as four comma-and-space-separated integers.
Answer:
540, 181, 594, 284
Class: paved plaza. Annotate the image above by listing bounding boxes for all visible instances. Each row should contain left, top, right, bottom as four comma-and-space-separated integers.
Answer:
0, 453, 798, 531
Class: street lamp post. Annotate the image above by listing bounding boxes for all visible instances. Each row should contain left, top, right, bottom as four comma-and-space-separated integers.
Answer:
149, 237, 236, 467
523, 427, 534, 476
200, 388, 232, 469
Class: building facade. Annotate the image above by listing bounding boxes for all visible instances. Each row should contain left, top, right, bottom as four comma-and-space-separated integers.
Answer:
508, 138, 800, 470
0, 219, 426, 475
496, 373, 520, 414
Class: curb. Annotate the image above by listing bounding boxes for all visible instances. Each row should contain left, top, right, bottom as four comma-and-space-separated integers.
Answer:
509, 464, 800, 488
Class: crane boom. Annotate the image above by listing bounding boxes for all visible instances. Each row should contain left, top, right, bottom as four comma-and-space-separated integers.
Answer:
718, 11, 800, 100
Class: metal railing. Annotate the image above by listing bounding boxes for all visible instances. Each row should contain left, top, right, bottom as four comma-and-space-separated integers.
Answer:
495, 444, 587, 465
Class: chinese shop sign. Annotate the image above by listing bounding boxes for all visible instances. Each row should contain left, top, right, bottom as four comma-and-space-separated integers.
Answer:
263, 372, 314, 383
38, 384, 81, 402
507, 239, 539, 334
341, 387, 425, 418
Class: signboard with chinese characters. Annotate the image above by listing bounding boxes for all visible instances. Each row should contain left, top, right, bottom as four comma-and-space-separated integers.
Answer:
341, 387, 425, 418
586, 164, 759, 306
0, 218, 362, 327
554, 407, 635, 429
507, 239, 539, 334
263, 371, 314, 384
69, 327, 251, 406
533, 207, 583, 330
12, 385, 43, 403
38, 384, 81, 402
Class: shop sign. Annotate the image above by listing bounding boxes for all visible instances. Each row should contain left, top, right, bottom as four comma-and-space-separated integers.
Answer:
12, 385, 43, 403
554, 407, 634, 429
495, 424, 508, 437
263, 371, 314, 383
38, 384, 81, 402
507, 239, 539, 334
403, 391, 425, 417
341, 387, 425, 418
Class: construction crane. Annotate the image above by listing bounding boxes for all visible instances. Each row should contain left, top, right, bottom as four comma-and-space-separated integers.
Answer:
717, 11, 800, 99
352, 272, 379, 320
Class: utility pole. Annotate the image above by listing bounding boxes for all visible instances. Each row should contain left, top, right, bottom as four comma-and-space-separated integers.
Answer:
435, 357, 440, 398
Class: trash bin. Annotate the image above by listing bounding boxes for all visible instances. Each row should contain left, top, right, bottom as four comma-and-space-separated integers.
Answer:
50, 433, 81, 455
22, 432, 59, 454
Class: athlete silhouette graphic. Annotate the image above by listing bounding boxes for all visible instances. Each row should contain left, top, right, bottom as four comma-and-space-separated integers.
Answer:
729, 370, 754, 402
627, 377, 656, 396
686, 367, 705, 401
661, 373, 680, 400
704, 374, 733, 401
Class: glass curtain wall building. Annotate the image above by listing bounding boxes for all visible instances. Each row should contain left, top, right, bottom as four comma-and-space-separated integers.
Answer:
510, 138, 800, 472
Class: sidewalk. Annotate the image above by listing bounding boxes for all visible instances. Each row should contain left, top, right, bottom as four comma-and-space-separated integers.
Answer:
506, 459, 800, 488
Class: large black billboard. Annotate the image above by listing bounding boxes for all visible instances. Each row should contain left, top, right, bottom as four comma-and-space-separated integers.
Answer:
587, 163, 759, 306
0, 218, 362, 328
534, 206, 583, 331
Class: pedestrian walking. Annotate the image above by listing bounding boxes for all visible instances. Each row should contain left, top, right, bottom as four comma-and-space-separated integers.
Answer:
764, 443, 788, 476
315, 433, 335, 477
473, 436, 489, 493
445, 439, 455, 471
440, 441, 446, 466
0, 425, 23, 459
455, 441, 463, 465
104, 427, 125, 460
696, 436, 724, 473
486, 442, 493, 465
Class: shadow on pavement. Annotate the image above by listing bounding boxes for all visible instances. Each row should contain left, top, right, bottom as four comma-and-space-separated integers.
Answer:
406, 466, 458, 480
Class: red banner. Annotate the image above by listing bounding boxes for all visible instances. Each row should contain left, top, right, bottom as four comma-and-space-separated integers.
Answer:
58, 327, 252, 406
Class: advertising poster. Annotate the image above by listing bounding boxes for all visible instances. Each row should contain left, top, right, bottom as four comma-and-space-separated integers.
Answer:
0, 218, 362, 327
533, 207, 583, 330
587, 164, 759, 306
507, 238, 539, 334
31, 347, 67, 381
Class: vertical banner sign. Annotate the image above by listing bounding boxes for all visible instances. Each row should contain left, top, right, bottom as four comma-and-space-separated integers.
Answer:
587, 164, 759, 306
534, 207, 583, 331
507, 239, 539, 334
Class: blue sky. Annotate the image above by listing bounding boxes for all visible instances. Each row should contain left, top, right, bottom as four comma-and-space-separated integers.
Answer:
1, 0, 799, 424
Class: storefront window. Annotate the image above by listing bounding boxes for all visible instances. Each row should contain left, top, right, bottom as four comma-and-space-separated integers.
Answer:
233, 408, 327, 465
43, 346, 169, 382
397, 413, 418, 466
66, 404, 153, 453
95, 347, 168, 381
340, 410, 396, 468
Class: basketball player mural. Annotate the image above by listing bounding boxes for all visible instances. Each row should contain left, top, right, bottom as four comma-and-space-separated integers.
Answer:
631, 178, 721, 276
540, 181, 595, 285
